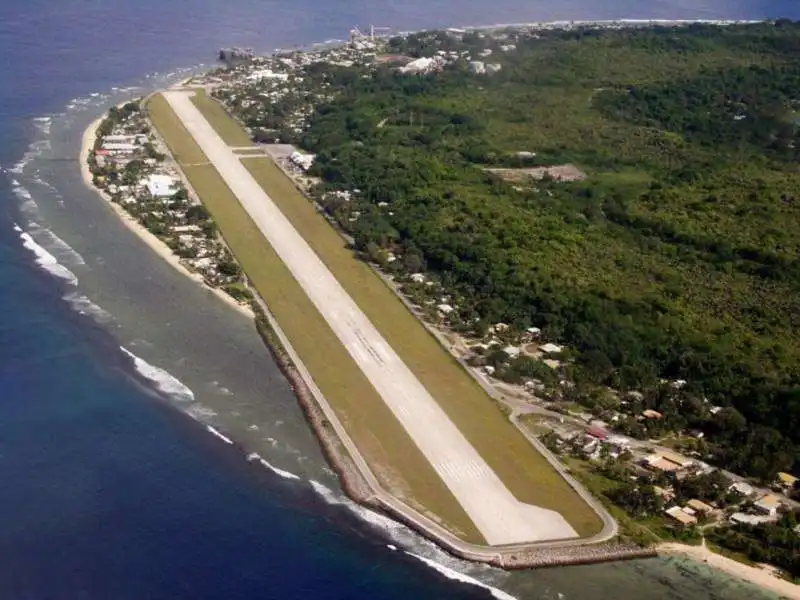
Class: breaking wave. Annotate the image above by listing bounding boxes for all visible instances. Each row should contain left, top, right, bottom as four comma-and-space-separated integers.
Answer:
12, 183, 39, 216
120, 347, 195, 403
32, 116, 53, 136
206, 425, 234, 445
185, 404, 218, 422
403, 551, 517, 600
308, 479, 516, 599
28, 223, 85, 266
247, 452, 301, 480
18, 228, 79, 285
63, 291, 113, 323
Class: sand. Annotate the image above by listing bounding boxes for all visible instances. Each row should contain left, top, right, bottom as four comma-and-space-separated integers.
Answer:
79, 112, 254, 320
659, 542, 800, 599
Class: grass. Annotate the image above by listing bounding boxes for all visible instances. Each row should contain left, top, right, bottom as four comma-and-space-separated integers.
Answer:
240, 152, 603, 537
189, 89, 254, 147
145, 93, 482, 543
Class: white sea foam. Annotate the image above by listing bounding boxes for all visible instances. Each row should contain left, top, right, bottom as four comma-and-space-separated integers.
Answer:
28, 224, 85, 266
13, 223, 22, 233
206, 425, 234, 445
120, 347, 195, 402
309, 480, 407, 538
11, 184, 39, 216
32, 116, 52, 135
404, 552, 517, 600
308, 480, 516, 598
19, 231, 78, 285
247, 452, 301, 480
63, 291, 113, 323
185, 404, 218, 421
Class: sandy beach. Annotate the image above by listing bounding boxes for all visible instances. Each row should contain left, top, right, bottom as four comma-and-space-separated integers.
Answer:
659, 542, 800, 599
79, 113, 254, 320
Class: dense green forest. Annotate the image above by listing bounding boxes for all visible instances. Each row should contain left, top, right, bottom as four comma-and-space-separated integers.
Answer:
239, 22, 800, 479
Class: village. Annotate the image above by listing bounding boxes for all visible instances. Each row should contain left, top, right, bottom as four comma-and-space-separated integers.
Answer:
87, 101, 252, 306
86, 23, 800, 581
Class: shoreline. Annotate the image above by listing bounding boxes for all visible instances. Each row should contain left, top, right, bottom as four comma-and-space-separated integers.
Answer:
143, 89, 653, 568
75, 21, 794, 589
658, 542, 799, 599
78, 113, 254, 321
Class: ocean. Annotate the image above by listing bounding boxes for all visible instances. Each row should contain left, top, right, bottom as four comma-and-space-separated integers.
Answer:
1, 1, 798, 598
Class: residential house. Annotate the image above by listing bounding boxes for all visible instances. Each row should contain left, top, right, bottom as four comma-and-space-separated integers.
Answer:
145, 174, 178, 198
729, 481, 755, 498
539, 343, 562, 354
686, 499, 716, 518
753, 494, 781, 516
776, 472, 798, 493
730, 513, 773, 526
665, 506, 697, 526
642, 409, 663, 420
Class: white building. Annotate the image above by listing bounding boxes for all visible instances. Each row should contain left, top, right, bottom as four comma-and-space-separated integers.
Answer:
540, 343, 563, 354
290, 151, 315, 171
468, 61, 486, 74
437, 303, 454, 315
145, 174, 178, 198
247, 69, 290, 82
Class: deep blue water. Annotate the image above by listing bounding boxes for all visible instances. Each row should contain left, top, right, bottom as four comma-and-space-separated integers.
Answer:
1, 1, 799, 599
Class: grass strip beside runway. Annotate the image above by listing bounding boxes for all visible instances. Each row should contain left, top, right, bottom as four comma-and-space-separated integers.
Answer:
189, 89, 255, 148
240, 157, 603, 537
145, 93, 483, 543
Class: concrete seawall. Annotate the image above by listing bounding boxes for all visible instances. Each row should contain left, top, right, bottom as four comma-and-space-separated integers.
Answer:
142, 91, 651, 568
248, 298, 655, 568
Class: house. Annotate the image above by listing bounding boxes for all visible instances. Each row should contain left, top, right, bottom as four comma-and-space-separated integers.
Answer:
659, 450, 693, 468
410, 273, 426, 284
665, 506, 697, 526
581, 437, 601, 457
468, 61, 486, 74
437, 303, 454, 315
645, 456, 681, 473
686, 499, 715, 517
539, 343, 562, 354
526, 326, 541, 337
642, 409, 663, 420
483, 365, 496, 376
145, 174, 178, 198
729, 481, 755, 498
644, 450, 693, 473
503, 346, 521, 359
754, 494, 781, 516
776, 472, 798, 492
730, 512, 773, 526
102, 142, 139, 155
289, 151, 315, 171
586, 426, 609, 440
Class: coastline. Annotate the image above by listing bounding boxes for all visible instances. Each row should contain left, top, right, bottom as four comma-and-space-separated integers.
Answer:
75, 22, 795, 592
79, 113, 254, 320
658, 542, 799, 599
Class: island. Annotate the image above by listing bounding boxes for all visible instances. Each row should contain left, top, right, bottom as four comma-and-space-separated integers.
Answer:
83, 19, 799, 593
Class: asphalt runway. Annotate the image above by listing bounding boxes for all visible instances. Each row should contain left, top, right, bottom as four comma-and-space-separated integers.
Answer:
163, 90, 578, 545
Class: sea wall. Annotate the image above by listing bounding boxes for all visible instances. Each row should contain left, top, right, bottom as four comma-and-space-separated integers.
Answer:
139, 90, 654, 570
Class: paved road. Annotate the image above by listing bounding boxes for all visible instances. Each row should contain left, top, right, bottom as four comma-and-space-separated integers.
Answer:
163, 90, 579, 545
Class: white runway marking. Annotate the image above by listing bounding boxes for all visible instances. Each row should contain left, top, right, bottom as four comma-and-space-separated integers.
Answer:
163, 90, 578, 545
